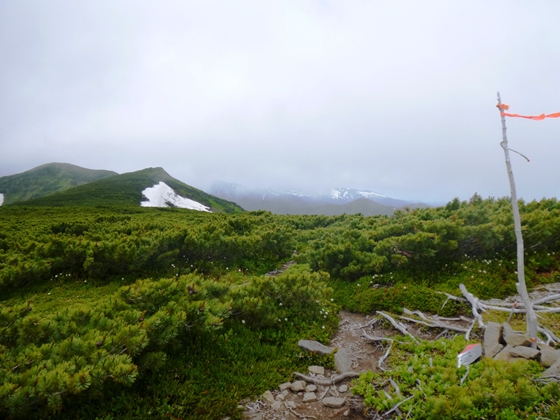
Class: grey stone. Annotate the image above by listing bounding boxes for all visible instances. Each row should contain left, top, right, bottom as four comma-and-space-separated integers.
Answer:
285, 401, 297, 409
262, 390, 275, 403
276, 393, 285, 401
322, 397, 346, 408
308, 365, 325, 375
334, 348, 353, 373
298, 340, 335, 355
271, 401, 282, 410
483, 322, 504, 358
279, 382, 292, 391
542, 358, 560, 377
539, 344, 560, 367
305, 384, 317, 392
339, 384, 348, 393
282, 390, 289, 397
502, 323, 532, 347
495, 344, 541, 362
303, 392, 318, 403
494, 345, 514, 362
510, 345, 540, 360
290, 381, 306, 392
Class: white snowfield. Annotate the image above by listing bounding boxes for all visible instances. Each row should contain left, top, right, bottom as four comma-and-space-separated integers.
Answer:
0, 193, 3, 206
141, 182, 211, 212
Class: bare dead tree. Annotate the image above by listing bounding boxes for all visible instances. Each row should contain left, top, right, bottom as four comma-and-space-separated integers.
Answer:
497, 92, 538, 344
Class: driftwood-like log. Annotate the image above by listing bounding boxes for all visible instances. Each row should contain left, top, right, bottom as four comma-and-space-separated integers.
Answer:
538, 326, 560, 346
318, 386, 330, 400
383, 395, 414, 417
352, 317, 378, 330
361, 331, 393, 343
398, 315, 469, 333
461, 285, 560, 315
378, 344, 393, 371
533, 294, 560, 305
460, 365, 470, 385
389, 378, 401, 396
289, 407, 316, 419
459, 284, 485, 328
439, 291, 466, 310
465, 319, 475, 341
361, 331, 395, 371
294, 371, 360, 386
377, 311, 419, 343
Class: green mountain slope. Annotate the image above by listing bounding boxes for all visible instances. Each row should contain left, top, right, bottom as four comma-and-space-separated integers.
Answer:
0, 162, 118, 205
14, 167, 244, 213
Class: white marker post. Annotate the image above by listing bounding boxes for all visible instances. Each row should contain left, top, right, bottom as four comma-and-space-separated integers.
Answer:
457, 343, 482, 368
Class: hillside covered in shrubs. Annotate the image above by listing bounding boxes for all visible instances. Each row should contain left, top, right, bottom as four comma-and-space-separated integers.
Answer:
1, 195, 560, 418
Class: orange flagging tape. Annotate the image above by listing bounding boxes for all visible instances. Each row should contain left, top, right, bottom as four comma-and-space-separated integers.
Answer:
497, 103, 560, 120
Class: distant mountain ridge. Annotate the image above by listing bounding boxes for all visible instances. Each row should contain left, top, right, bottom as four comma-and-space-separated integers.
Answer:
0, 162, 117, 205
209, 182, 429, 216
1, 164, 243, 213
1, 163, 429, 216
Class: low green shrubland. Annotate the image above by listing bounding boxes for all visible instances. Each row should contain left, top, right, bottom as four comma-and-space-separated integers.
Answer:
0, 266, 338, 418
352, 335, 560, 419
2, 197, 560, 418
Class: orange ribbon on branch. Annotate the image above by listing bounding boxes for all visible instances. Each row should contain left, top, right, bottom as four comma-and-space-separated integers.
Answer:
497, 103, 560, 120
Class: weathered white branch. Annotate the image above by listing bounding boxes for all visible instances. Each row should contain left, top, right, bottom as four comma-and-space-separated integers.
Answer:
377, 311, 419, 343
398, 315, 469, 333
361, 331, 394, 371
532, 294, 560, 305
465, 319, 475, 341
389, 378, 401, 396
289, 407, 317, 419
383, 396, 414, 417
538, 326, 560, 346
497, 91, 539, 343
378, 344, 393, 371
318, 386, 329, 400
361, 331, 393, 343
459, 284, 485, 328
294, 371, 359, 385
460, 365, 470, 385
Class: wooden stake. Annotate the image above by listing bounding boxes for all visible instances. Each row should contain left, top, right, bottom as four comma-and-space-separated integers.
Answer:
497, 92, 539, 344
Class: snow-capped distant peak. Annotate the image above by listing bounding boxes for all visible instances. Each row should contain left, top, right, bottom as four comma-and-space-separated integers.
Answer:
141, 182, 211, 212
357, 190, 386, 199
330, 189, 341, 200
329, 188, 386, 201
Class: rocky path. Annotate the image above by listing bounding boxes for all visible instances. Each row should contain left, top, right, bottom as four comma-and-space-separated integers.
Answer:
239, 311, 377, 420
236, 282, 560, 420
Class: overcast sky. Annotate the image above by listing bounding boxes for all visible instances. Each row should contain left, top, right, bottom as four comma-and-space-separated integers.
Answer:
1, 1, 559, 203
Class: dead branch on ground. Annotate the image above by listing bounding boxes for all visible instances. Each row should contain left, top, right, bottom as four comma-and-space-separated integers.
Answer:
377, 311, 419, 343
293, 371, 360, 386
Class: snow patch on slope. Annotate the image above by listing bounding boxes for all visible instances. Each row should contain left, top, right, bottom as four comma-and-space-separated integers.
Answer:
141, 182, 211, 212
0, 193, 3, 206
357, 190, 386, 199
